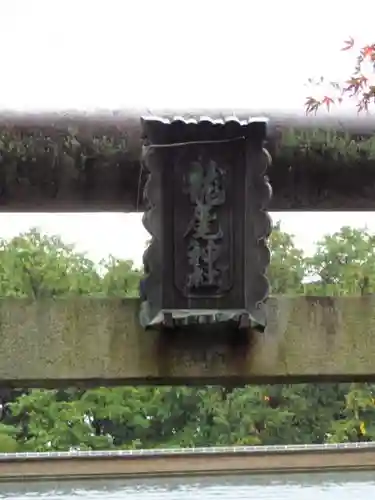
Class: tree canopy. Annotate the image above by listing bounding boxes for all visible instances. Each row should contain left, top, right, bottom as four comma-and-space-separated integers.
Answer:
0, 224, 373, 451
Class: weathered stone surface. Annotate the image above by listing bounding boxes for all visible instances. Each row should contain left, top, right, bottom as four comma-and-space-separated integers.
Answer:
0, 109, 374, 211
0, 297, 374, 386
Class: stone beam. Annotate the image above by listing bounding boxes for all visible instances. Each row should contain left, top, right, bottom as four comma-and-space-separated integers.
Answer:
0, 109, 374, 211
0, 297, 374, 387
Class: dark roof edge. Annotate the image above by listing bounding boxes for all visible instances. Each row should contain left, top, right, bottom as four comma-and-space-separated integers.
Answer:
0, 107, 373, 130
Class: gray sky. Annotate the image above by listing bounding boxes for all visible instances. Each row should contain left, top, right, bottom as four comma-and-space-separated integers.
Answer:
1, 212, 374, 269
0, 0, 374, 267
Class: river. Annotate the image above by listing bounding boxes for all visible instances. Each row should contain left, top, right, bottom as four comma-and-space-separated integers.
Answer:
1, 472, 375, 499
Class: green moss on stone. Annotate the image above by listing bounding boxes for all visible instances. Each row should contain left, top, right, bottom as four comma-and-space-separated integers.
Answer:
0, 126, 128, 170
0, 123, 374, 173
277, 127, 375, 163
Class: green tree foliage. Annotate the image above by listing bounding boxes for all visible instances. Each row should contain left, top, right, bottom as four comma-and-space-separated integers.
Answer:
0, 223, 372, 451
306, 227, 375, 296
0, 229, 102, 298
268, 221, 305, 294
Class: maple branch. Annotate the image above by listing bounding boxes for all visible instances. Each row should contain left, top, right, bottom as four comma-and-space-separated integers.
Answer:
305, 38, 375, 114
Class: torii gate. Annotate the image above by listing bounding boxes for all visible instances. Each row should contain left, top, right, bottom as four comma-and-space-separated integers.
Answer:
0, 107, 374, 388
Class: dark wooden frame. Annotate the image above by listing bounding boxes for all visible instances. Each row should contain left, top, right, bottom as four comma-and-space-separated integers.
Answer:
140, 116, 272, 331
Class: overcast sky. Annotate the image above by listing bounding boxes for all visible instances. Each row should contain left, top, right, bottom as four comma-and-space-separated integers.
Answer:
0, 0, 374, 267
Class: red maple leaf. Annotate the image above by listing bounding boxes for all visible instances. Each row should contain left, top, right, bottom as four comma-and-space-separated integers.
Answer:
322, 96, 334, 111
362, 45, 375, 57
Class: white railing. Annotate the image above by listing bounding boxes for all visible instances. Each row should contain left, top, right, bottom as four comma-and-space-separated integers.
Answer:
0, 441, 374, 461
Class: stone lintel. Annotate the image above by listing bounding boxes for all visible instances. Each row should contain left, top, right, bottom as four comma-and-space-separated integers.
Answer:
0, 296, 373, 387
0, 109, 373, 211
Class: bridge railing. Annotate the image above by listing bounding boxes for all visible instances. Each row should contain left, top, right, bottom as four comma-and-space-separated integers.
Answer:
0, 442, 374, 461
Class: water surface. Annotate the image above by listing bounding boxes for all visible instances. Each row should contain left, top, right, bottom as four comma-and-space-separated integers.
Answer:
1, 472, 375, 499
